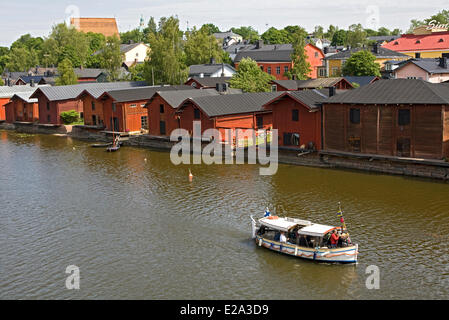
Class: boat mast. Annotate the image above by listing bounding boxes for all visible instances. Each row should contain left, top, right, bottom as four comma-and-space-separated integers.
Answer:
337, 202, 352, 244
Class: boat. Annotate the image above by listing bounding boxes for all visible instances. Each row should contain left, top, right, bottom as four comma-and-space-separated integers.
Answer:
250, 209, 358, 264
106, 135, 121, 152
91, 143, 113, 148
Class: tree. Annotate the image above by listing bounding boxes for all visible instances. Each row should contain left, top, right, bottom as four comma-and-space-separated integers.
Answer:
99, 35, 124, 81
346, 24, 367, 48
200, 23, 220, 35
120, 29, 142, 44
408, 19, 424, 33
424, 9, 449, 25
229, 57, 274, 92
324, 25, 338, 40
55, 59, 78, 85
342, 50, 381, 77
331, 29, 347, 46
184, 27, 224, 66
0, 77, 4, 86
127, 63, 145, 81
377, 27, 391, 36
231, 26, 260, 43
286, 28, 311, 80
261, 27, 289, 44
313, 26, 324, 39
5, 47, 39, 72
143, 16, 188, 85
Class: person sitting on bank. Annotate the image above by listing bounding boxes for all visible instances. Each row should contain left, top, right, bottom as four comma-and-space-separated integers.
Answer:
330, 230, 339, 248
279, 232, 287, 243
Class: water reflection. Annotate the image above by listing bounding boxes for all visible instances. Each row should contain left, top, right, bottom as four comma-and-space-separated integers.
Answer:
1, 130, 448, 300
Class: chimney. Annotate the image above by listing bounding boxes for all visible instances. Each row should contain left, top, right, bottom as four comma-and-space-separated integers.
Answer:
221, 63, 225, 77
210, 57, 216, 64
256, 40, 263, 49
329, 86, 336, 97
373, 43, 379, 54
439, 57, 448, 69
30, 79, 35, 87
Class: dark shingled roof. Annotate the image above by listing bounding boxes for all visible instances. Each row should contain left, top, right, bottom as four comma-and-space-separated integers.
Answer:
234, 44, 293, 63
394, 58, 449, 74
103, 85, 192, 102
153, 89, 220, 108
74, 68, 107, 79
344, 76, 379, 87
184, 92, 283, 117
188, 76, 232, 87
30, 82, 147, 101
273, 77, 352, 90
324, 79, 449, 105
189, 64, 236, 77
324, 46, 408, 60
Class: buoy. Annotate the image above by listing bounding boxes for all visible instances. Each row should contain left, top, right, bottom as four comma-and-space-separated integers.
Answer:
189, 169, 193, 182
144, 158, 147, 162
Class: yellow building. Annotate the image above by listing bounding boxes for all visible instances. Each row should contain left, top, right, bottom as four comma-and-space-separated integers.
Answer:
324, 45, 410, 77
382, 27, 449, 59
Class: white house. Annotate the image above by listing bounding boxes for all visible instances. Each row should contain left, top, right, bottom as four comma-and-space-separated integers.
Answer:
188, 62, 236, 78
120, 43, 150, 65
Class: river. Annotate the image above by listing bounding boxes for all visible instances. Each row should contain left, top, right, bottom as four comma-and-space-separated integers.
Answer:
1, 130, 448, 299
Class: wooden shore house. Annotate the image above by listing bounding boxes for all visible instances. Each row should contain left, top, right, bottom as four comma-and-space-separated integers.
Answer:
4, 93, 39, 123
322, 79, 449, 160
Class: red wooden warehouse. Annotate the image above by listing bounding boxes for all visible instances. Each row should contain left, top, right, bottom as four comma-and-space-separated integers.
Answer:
4, 93, 39, 123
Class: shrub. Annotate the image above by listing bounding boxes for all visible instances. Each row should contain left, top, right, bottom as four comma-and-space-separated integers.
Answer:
60, 110, 80, 124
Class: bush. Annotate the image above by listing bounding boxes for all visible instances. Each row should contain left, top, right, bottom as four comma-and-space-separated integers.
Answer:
60, 110, 80, 124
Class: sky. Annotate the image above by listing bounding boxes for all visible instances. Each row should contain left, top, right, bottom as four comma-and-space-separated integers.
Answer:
0, 0, 448, 46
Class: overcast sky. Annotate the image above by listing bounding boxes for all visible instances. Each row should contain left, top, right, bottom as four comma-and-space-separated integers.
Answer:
1, 0, 448, 46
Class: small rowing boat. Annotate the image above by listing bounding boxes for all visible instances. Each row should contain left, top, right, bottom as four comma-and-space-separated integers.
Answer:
107, 134, 121, 152
250, 206, 358, 264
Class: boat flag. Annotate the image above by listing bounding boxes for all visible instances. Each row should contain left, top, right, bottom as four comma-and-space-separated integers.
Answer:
264, 207, 271, 217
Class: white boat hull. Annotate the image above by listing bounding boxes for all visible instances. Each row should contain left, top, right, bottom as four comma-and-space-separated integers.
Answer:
255, 235, 358, 264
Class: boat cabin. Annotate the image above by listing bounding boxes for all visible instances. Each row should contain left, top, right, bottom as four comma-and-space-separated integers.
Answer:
257, 216, 348, 248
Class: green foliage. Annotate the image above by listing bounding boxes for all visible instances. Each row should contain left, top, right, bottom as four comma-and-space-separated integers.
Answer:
324, 25, 338, 40
120, 29, 142, 44
5, 47, 39, 72
346, 24, 367, 48
0, 77, 4, 86
331, 29, 347, 46
261, 27, 289, 44
424, 9, 449, 25
55, 59, 78, 86
313, 26, 324, 39
200, 24, 220, 35
143, 16, 188, 85
128, 63, 145, 81
184, 27, 224, 66
342, 50, 381, 77
286, 28, 311, 80
99, 36, 124, 81
229, 58, 274, 92
60, 110, 80, 124
351, 82, 360, 88
231, 26, 260, 43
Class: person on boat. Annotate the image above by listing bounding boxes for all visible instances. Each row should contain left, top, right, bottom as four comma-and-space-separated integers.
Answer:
279, 232, 287, 243
330, 229, 340, 248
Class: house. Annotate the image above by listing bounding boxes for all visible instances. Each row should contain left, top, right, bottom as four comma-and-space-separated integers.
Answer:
343, 76, 380, 87
146, 89, 219, 136
74, 68, 108, 83
234, 41, 325, 80
322, 79, 449, 160
1, 72, 29, 86
14, 76, 49, 86
185, 76, 232, 90
75, 81, 148, 128
324, 44, 410, 77
213, 31, 243, 46
176, 92, 282, 141
120, 43, 150, 68
188, 62, 236, 78
263, 90, 329, 150
70, 18, 120, 38
271, 77, 353, 91
29, 82, 146, 126
0, 84, 48, 121
99, 85, 192, 133
4, 92, 39, 123
382, 28, 449, 59
393, 57, 449, 83
368, 35, 401, 46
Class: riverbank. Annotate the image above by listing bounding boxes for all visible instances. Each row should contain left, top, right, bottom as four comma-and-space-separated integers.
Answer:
2, 122, 448, 181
